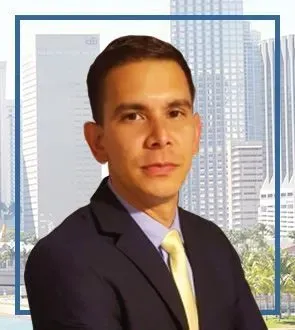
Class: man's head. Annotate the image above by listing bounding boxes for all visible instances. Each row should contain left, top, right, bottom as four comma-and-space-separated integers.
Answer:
86, 35, 196, 126
84, 35, 201, 208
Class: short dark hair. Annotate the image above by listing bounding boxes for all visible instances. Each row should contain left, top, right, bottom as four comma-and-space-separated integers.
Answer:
86, 35, 195, 126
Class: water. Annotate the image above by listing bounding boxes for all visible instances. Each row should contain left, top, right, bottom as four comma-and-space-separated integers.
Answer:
0, 316, 33, 330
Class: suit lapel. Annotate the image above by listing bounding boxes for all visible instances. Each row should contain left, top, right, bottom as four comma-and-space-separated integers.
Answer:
90, 177, 189, 330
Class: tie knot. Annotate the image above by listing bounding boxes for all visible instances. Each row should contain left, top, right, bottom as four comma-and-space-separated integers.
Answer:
161, 229, 183, 255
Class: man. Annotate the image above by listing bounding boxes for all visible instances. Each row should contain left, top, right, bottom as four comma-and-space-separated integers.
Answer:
25, 35, 267, 330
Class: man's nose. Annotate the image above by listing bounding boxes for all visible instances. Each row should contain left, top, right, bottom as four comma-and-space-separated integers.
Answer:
145, 119, 172, 149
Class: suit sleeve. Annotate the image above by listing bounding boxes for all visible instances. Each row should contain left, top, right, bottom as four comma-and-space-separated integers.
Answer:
25, 241, 123, 330
229, 244, 268, 330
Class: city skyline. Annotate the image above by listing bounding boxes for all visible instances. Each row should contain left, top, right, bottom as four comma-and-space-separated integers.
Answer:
0, 0, 294, 99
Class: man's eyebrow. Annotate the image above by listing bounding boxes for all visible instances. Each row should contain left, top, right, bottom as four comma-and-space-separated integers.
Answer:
113, 99, 193, 117
113, 103, 147, 117
166, 99, 192, 109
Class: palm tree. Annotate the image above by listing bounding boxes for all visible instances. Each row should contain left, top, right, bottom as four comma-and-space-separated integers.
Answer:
243, 247, 274, 309
288, 231, 295, 244
21, 231, 38, 245
0, 201, 8, 223
280, 250, 295, 316
0, 241, 15, 268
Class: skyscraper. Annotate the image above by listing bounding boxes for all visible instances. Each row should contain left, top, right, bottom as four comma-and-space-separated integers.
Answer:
21, 34, 102, 238
6, 100, 14, 207
0, 99, 15, 230
258, 35, 295, 237
21, 57, 36, 235
243, 26, 265, 142
171, 0, 246, 229
0, 62, 6, 208
227, 141, 264, 230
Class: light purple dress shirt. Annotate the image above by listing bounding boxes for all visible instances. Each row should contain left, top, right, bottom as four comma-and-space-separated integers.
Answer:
107, 178, 196, 297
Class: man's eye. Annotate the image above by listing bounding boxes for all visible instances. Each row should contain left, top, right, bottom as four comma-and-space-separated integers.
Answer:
122, 113, 141, 121
170, 110, 184, 118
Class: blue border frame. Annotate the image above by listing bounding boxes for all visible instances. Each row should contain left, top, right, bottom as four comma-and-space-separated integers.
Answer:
15, 14, 280, 316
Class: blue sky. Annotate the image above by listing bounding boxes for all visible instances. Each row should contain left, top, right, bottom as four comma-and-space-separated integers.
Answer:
0, 0, 294, 98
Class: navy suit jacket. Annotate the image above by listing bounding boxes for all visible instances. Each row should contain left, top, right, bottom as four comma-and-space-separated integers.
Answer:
25, 176, 267, 329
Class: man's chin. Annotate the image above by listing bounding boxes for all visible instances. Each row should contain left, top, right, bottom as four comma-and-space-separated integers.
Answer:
140, 186, 180, 202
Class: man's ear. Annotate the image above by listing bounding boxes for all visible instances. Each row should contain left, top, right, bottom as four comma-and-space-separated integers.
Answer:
193, 113, 202, 155
84, 122, 108, 164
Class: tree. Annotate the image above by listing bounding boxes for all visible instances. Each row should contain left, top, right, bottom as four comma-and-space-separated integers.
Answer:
21, 231, 38, 245
225, 224, 274, 261
0, 201, 8, 223
280, 250, 295, 316
288, 231, 295, 243
0, 242, 15, 268
243, 247, 274, 309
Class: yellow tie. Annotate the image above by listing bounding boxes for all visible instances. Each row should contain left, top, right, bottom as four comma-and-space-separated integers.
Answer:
161, 229, 199, 330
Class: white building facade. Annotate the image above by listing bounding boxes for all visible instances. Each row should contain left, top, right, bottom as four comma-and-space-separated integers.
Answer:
21, 34, 103, 238
227, 141, 264, 230
258, 35, 295, 237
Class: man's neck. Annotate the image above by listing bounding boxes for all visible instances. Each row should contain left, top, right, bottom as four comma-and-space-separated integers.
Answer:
108, 176, 178, 228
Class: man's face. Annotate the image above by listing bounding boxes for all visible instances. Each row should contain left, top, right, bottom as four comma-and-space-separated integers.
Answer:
89, 59, 201, 205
